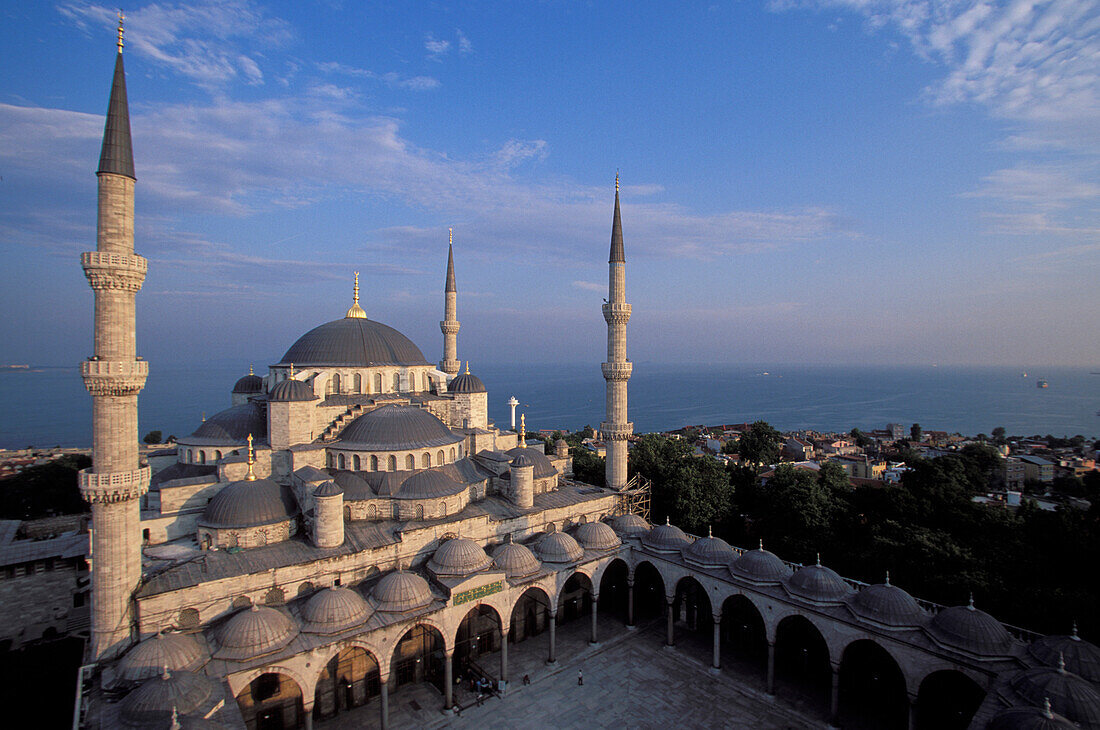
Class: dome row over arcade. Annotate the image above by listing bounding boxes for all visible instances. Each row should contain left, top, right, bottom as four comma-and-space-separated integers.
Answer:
428, 537, 493, 577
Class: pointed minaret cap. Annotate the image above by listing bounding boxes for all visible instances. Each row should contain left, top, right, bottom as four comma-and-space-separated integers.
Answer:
609, 173, 624, 264
98, 12, 135, 180
445, 229, 457, 292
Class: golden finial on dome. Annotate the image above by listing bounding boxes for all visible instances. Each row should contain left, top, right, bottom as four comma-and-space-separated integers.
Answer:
346, 271, 367, 318
246, 433, 256, 481
248, 364, 254, 376
519, 413, 526, 446
117, 10, 125, 54
465, 361, 470, 375
289, 363, 295, 378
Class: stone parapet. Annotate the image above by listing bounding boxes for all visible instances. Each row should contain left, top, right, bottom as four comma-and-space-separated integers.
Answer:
82, 359, 149, 396
79, 466, 150, 503
602, 302, 632, 325
600, 422, 634, 441
601, 362, 634, 381
82, 251, 147, 292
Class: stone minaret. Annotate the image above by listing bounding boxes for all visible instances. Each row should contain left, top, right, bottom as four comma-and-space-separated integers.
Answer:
80, 16, 149, 661
439, 228, 460, 378
601, 175, 633, 491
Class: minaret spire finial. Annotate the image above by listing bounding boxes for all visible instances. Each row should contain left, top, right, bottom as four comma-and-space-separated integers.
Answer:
248, 363, 254, 376
519, 413, 526, 446
246, 433, 256, 481
449, 227, 453, 246
117, 10, 124, 54
615, 171, 619, 194
346, 272, 366, 318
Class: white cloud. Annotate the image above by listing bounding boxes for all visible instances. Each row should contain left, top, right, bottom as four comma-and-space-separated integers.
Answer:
424, 33, 451, 57
966, 166, 1100, 209
572, 281, 604, 292
495, 139, 549, 167
456, 29, 473, 54
316, 61, 441, 91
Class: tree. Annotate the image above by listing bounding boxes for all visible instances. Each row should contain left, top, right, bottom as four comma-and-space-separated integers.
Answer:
849, 428, 871, 448
0, 454, 91, 519
752, 463, 841, 559
143, 430, 163, 444
737, 421, 782, 467
630, 434, 734, 533
992, 426, 1006, 444
910, 423, 923, 442
721, 439, 739, 455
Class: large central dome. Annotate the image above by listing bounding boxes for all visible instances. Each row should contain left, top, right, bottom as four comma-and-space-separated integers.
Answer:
279, 316, 429, 367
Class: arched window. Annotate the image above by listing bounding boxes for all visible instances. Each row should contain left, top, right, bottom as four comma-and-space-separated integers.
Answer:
354, 373, 362, 393
374, 373, 382, 393
367, 504, 377, 519
331, 373, 341, 394
450, 448, 456, 461
215, 450, 222, 460
437, 450, 444, 465
199, 451, 206, 465
388, 455, 397, 471
338, 453, 346, 469
185, 449, 192, 463
392, 372, 401, 391
458, 445, 463, 458
344, 505, 352, 522
353, 455, 361, 470
422, 453, 430, 468
414, 504, 424, 519
406, 454, 415, 470
370, 455, 378, 470
422, 372, 429, 391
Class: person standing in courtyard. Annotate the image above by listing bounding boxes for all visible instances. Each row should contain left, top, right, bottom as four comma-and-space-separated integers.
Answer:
578, 669, 583, 686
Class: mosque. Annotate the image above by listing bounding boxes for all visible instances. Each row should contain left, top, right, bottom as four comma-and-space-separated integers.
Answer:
75, 20, 1100, 730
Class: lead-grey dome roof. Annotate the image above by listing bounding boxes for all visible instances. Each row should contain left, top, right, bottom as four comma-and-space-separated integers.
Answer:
116, 632, 207, 685
847, 579, 926, 628
232, 373, 264, 394
119, 669, 215, 727
989, 702, 1078, 730
372, 571, 433, 613
269, 378, 316, 402
301, 587, 370, 635
313, 480, 343, 498
189, 402, 266, 444
610, 514, 651, 537
199, 477, 297, 529
927, 600, 1015, 656
492, 542, 541, 579
449, 370, 486, 394
538, 532, 584, 563
280, 317, 429, 367
505, 447, 557, 479
572, 522, 621, 551
642, 518, 691, 553
396, 470, 465, 500
339, 405, 462, 451
683, 530, 735, 568
730, 543, 792, 585
1009, 664, 1100, 729
1030, 632, 1100, 683
786, 561, 853, 604
428, 538, 493, 577
214, 605, 298, 661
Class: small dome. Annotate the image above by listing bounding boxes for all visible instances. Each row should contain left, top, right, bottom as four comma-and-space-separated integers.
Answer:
301, 587, 370, 635
449, 370, 486, 394
1030, 631, 1100, 683
572, 522, 621, 551
642, 518, 691, 553
116, 632, 207, 685
505, 447, 557, 478
214, 605, 298, 661
396, 470, 465, 500
682, 530, 735, 568
848, 578, 926, 628
232, 373, 264, 394
786, 560, 853, 604
189, 402, 266, 444
511, 452, 536, 468
610, 513, 651, 537
339, 405, 462, 451
372, 571, 433, 613
538, 532, 584, 563
313, 480, 343, 498
280, 316, 429, 367
428, 538, 493, 577
269, 378, 316, 402
120, 669, 215, 727
730, 543, 793, 585
1009, 664, 1100, 729
989, 702, 1078, 730
555, 438, 569, 451
927, 600, 1015, 656
492, 543, 541, 579
200, 477, 297, 529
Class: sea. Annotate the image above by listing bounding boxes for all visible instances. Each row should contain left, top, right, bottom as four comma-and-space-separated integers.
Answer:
1, 363, 1097, 450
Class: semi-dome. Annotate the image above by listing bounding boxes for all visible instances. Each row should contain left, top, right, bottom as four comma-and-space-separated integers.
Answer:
214, 604, 298, 661
927, 599, 1015, 656
200, 477, 297, 529
683, 529, 735, 568
339, 405, 462, 451
396, 470, 465, 500
280, 317, 429, 367
449, 368, 486, 394
428, 537, 493, 577
505, 447, 557, 478
572, 522, 621, 551
372, 571, 433, 613
730, 542, 793, 585
232, 372, 264, 394
989, 701, 1079, 730
538, 532, 584, 563
1009, 663, 1100, 729
785, 559, 853, 604
269, 378, 316, 402
642, 518, 691, 553
492, 543, 541, 579
301, 587, 370, 635
610, 513, 651, 537
116, 632, 207, 685
1030, 629, 1100, 683
188, 402, 266, 444
119, 669, 215, 727
847, 577, 926, 628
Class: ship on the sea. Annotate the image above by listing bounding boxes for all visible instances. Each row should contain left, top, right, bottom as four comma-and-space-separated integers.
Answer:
1037, 378, 1049, 389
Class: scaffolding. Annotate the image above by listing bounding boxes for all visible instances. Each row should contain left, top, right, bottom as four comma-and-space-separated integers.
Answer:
616, 474, 651, 521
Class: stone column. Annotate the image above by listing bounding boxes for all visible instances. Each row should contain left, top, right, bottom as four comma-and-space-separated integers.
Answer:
712, 614, 722, 669
908, 692, 919, 730
547, 608, 558, 664
303, 707, 314, 730
380, 674, 390, 730
500, 627, 509, 684
626, 578, 635, 627
443, 651, 453, 710
590, 591, 599, 645
666, 596, 675, 647
830, 662, 840, 724
766, 641, 776, 695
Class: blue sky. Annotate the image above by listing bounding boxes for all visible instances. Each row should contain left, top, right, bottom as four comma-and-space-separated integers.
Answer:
1, 1, 1097, 368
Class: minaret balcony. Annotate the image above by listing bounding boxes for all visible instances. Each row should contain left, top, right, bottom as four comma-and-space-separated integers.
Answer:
82, 358, 149, 396
602, 302, 632, 325
79, 466, 150, 503
599, 422, 634, 441
82, 251, 147, 292
601, 362, 633, 381
440, 320, 461, 334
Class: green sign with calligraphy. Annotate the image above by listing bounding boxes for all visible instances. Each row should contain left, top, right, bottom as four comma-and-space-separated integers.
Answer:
453, 580, 503, 606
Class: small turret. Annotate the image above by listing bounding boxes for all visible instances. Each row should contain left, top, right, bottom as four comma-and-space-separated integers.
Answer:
312, 481, 344, 548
